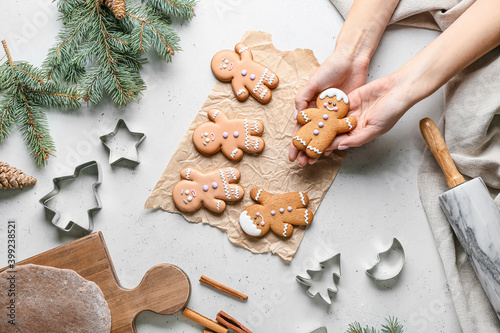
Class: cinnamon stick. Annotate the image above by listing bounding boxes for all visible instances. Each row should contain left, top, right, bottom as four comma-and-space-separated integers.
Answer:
182, 308, 228, 333
199, 275, 248, 300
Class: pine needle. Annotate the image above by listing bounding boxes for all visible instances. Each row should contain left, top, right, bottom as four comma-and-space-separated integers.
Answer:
45, 0, 196, 106
0, 40, 80, 166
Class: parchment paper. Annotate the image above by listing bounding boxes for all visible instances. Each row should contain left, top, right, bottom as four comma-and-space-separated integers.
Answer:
145, 31, 346, 262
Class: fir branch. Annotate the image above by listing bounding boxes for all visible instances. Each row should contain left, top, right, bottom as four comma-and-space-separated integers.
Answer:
1, 40, 80, 166
142, 0, 196, 21
345, 317, 404, 333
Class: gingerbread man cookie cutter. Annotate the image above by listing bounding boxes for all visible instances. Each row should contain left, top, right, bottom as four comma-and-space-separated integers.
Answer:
239, 188, 313, 238
39, 161, 102, 233
193, 109, 265, 161
296, 253, 341, 305
173, 167, 244, 213
293, 88, 357, 158
211, 43, 279, 103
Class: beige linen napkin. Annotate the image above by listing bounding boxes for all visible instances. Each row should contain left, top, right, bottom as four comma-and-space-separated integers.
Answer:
145, 31, 347, 262
329, 0, 500, 331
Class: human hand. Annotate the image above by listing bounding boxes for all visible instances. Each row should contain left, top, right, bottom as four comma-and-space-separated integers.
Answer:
323, 71, 413, 155
289, 52, 370, 166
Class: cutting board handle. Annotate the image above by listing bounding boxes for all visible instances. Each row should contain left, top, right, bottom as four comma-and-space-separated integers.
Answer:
419, 117, 465, 188
111, 264, 191, 333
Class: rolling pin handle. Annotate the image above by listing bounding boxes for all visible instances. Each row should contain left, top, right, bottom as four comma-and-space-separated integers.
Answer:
419, 117, 465, 188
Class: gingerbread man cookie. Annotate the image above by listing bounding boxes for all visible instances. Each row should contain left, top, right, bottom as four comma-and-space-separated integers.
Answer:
211, 43, 279, 103
173, 167, 244, 213
239, 188, 313, 238
193, 109, 265, 161
293, 88, 357, 158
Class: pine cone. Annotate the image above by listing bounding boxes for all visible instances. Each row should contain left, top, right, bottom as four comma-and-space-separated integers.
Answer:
0, 162, 37, 189
102, 0, 126, 20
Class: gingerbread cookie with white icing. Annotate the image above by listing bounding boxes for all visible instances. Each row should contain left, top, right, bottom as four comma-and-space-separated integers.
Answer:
293, 88, 357, 158
173, 167, 244, 213
239, 188, 313, 238
193, 109, 265, 161
211, 43, 279, 103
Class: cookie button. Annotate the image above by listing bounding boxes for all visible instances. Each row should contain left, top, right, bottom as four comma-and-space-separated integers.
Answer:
323, 114, 329, 120
241, 70, 247, 76
318, 122, 324, 128
287, 206, 292, 212
187, 196, 193, 202
212, 182, 218, 189
313, 130, 319, 135
205, 138, 210, 143
233, 131, 239, 138
271, 210, 276, 216
203, 185, 209, 192
223, 132, 228, 139
279, 208, 284, 213
250, 74, 256, 80
260, 222, 265, 226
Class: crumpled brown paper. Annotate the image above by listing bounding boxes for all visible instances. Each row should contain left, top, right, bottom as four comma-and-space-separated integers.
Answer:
145, 31, 347, 262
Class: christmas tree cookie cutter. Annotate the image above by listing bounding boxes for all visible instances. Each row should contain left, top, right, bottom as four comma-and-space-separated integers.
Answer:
39, 161, 102, 233
99, 119, 146, 166
366, 238, 405, 281
296, 253, 341, 305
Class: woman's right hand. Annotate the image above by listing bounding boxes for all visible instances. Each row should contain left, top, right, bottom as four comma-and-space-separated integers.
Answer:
289, 51, 370, 166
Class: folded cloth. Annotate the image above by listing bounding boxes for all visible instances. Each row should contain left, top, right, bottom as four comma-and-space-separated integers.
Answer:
329, 0, 500, 331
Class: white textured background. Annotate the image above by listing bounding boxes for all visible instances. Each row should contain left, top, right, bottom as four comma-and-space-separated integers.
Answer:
0, 0, 462, 332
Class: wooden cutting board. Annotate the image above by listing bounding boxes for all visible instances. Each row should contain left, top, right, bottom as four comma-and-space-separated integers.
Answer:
0, 232, 191, 333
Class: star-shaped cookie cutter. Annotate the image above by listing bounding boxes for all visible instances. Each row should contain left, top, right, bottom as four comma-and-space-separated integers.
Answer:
296, 253, 341, 305
39, 161, 102, 233
100, 119, 146, 166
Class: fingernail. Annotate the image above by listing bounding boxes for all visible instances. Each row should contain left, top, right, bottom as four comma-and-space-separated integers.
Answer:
338, 145, 349, 150
293, 109, 298, 120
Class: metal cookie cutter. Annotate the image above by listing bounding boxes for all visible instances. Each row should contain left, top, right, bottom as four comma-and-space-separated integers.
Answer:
39, 161, 102, 233
310, 327, 327, 333
366, 238, 405, 281
296, 253, 341, 305
100, 119, 146, 166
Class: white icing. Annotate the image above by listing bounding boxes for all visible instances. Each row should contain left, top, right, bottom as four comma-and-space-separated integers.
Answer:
268, 74, 275, 85
299, 192, 306, 206
217, 200, 221, 211
238, 46, 249, 54
283, 223, 289, 237
300, 111, 310, 123
219, 169, 231, 199
346, 118, 353, 130
251, 120, 259, 133
294, 136, 307, 147
304, 210, 309, 224
253, 138, 259, 150
307, 146, 322, 154
186, 168, 191, 180
255, 188, 263, 201
319, 88, 348, 104
239, 211, 262, 236
233, 186, 240, 199
230, 148, 239, 159
244, 119, 250, 150
183, 199, 188, 204
229, 167, 237, 180
260, 88, 268, 100
187, 196, 193, 202
237, 88, 246, 96
212, 110, 220, 119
